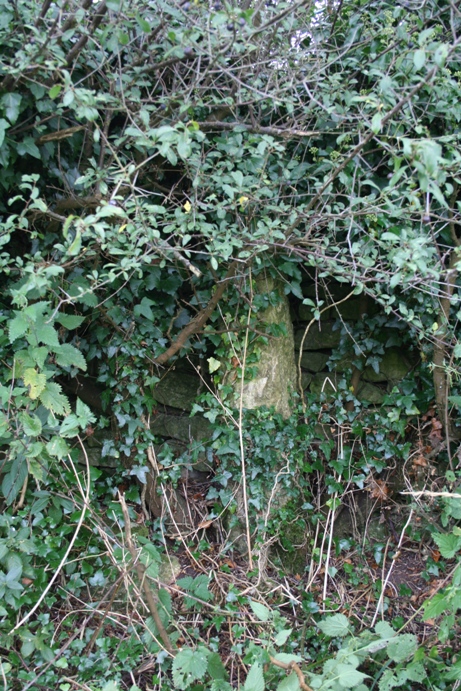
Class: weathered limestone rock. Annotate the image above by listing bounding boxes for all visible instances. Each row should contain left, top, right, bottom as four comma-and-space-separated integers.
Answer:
294, 321, 341, 350
240, 274, 296, 418
153, 371, 202, 411
150, 413, 212, 444
362, 348, 413, 384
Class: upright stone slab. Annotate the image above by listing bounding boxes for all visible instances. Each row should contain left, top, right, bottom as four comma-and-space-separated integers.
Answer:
239, 274, 297, 418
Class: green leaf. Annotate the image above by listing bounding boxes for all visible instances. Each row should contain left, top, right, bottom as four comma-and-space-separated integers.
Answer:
46, 436, 71, 459
244, 662, 265, 691
53, 343, 87, 371
386, 634, 417, 663
48, 85, 62, 99
172, 646, 210, 690
40, 382, 71, 415
0, 117, 10, 147
1, 93, 22, 124
20, 413, 42, 437
374, 621, 395, 639
335, 664, 368, 688
273, 629, 293, 646
35, 323, 60, 347
17, 137, 41, 159
59, 414, 80, 438
9, 313, 29, 342
249, 600, 271, 622
413, 49, 425, 70
317, 614, 351, 637
371, 113, 382, 134
207, 652, 228, 681
423, 591, 450, 619
433, 531, 461, 559
276, 672, 300, 691
55, 314, 85, 330
208, 357, 221, 373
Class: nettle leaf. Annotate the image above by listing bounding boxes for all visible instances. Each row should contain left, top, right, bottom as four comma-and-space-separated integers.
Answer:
386, 634, 417, 663
35, 323, 60, 347
276, 672, 300, 691
23, 369, 47, 399
172, 646, 210, 690
20, 413, 42, 437
39, 382, 71, 415
317, 614, 351, 637
53, 343, 87, 371
8, 313, 29, 342
433, 531, 461, 559
244, 662, 265, 691
249, 600, 271, 622
334, 664, 368, 688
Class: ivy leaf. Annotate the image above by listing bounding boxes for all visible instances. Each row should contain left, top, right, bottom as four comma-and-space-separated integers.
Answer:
17, 137, 41, 159
53, 343, 87, 371
39, 382, 71, 415
433, 531, 461, 559
317, 614, 351, 637
172, 646, 210, 690
0, 118, 9, 147
244, 662, 265, 691
1, 93, 22, 124
23, 369, 47, 399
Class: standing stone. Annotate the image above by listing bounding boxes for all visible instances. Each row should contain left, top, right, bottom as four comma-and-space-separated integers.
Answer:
239, 274, 297, 418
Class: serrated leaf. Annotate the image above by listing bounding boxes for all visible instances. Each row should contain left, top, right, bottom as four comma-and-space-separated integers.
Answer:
40, 382, 70, 415
276, 671, 300, 691
386, 634, 417, 663
55, 314, 85, 329
433, 531, 461, 558
273, 654, 303, 665
207, 652, 228, 681
53, 343, 87, 371
318, 614, 351, 637
172, 646, 210, 690
23, 369, 47, 399
423, 591, 450, 619
374, 621, 395, 639
35, 323, 60, 347
9, 314, 29, 342
46, 436, 71, 459
244, 662, 265, 691
59, 414, 80, 438
335, 664, 368, 688
20, 413, 42, 437
249, 600, 271, 622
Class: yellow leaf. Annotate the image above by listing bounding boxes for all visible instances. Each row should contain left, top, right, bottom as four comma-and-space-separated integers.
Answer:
184, 201, 192, 213
238, 196, 248, 206
118, 224, 127, 234
23, 368, 47, 399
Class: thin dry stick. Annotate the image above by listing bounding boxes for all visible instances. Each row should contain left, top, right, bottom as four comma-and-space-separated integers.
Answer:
269, 655, 313, 691
371, 509, 414, 628
238, 275, 255, 571
323, 428, 344, 601
118, 492, 174, 655
9, 437, 91, 634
